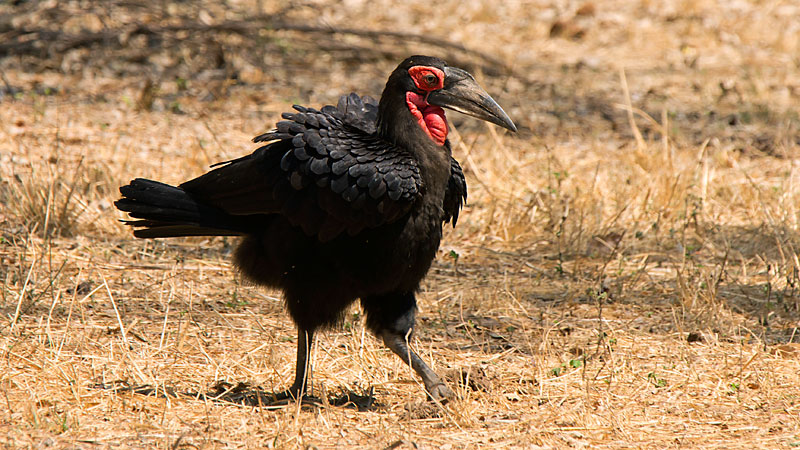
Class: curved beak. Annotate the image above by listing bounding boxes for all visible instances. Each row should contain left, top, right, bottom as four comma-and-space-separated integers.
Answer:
427, 67, 517, 132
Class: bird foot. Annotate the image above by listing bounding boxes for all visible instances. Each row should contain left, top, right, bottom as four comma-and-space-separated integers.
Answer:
425, 382, 454, 404
247, 388, 322, 408
265, 384, 320, 404
272, 386, 303, 401
204, 380, 321, 407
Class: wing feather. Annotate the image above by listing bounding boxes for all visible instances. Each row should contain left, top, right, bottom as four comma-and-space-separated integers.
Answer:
181, 94, 421, 241
443, 157, 468, 226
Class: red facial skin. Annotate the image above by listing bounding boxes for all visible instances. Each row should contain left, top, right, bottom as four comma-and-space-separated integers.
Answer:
408, 66, 445, 91
406, 91, 448, 146
405, 66, 448, 146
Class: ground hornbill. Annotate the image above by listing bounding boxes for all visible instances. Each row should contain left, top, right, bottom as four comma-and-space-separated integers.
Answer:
115, 55, 516, 403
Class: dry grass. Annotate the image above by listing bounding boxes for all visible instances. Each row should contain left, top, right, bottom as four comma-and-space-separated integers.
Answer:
2, 0, 800, 448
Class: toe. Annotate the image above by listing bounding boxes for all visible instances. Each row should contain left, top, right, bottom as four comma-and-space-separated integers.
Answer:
426, 383, 455, 403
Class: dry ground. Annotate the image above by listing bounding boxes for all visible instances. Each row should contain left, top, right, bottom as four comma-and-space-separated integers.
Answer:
2, 0, 800, 448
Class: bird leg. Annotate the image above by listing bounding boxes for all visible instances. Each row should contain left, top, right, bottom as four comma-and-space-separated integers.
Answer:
362, 291, 453, 402
272, 328, 313, 401
381, 330, 454, 403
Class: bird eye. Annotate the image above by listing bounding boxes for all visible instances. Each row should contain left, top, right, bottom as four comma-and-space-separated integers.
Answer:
424, 74, 438, 86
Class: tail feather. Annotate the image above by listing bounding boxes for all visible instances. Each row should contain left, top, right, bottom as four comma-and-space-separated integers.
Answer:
115, 178, 255, 238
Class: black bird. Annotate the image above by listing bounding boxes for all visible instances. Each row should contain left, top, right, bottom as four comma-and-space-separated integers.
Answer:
115, 56, 516, 402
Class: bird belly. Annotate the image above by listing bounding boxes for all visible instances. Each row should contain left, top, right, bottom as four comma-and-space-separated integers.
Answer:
335, 206, 445, 295
233, 209, 444, 330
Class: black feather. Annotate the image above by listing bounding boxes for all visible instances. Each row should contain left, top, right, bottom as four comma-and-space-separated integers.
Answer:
443, 156, 468, 226
309, 157, 330, 175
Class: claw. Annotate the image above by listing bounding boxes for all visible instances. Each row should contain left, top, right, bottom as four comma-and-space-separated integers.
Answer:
425, 382, 455, 404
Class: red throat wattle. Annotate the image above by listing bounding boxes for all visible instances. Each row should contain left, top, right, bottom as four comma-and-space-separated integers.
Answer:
406, 91, 448, 146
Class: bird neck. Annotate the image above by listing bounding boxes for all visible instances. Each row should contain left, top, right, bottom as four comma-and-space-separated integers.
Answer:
377, 91, 453, 206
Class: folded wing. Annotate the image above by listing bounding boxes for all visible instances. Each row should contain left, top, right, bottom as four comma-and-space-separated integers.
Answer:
180, 94, 422, 242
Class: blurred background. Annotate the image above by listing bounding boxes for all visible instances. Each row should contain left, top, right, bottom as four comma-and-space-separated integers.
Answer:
3, 0, 798, 147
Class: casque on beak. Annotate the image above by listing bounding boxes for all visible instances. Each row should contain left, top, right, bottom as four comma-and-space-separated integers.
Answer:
426, 66, 517, 133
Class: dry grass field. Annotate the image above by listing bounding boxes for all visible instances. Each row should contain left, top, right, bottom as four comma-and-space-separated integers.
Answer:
2, 0, 800, 448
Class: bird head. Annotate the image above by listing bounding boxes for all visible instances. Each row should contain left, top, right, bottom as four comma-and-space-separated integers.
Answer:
379, 56, 517, 147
